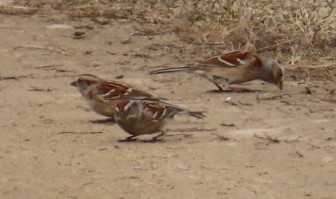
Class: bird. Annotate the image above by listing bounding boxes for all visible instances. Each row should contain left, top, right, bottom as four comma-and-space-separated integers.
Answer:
70, 74, 161, 123
114, 99, 205, 142
150, 51, 284, 92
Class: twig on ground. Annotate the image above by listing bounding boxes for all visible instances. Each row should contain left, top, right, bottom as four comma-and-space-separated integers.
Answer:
239, 100, 254, 106
0, 75, 31, 81
12, 45, 69, 55
130, 31, 168, 36
280, 100, 291, 105
57, 131, 103, 135
224, 101, 239, 106
295, 151, 304, 158
220, 122, 235, 127
211, 133, 230, 141
256, 94, 283, 101
169, 128, 216, 132
35, 65, 74, 73
28, 86, 53, 92
305, 87, 312, 95
325, 137, 336, 141
254, 134, 280, 143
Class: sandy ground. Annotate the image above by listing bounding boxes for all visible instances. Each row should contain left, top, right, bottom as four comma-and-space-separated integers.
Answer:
0, 13, 336, 199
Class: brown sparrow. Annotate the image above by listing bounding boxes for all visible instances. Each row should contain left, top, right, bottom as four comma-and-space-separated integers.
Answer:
150, 51, 284, 92
70, 74, 160, 122
114, 99, 205, 142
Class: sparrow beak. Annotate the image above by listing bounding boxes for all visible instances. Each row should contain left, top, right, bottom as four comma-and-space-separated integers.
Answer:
70, 81, 77, 87
277, 80, 283, 90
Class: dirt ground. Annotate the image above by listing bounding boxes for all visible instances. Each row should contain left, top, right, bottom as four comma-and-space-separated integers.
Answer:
0, 11, 336, 199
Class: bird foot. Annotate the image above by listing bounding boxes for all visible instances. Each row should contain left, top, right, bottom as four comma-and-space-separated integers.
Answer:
118, 136, 137, 142
142, 132, 165, 143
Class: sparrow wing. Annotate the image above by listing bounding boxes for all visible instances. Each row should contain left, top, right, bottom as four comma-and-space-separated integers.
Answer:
150, 51, 262, 75
115, 100, 166, 122
97, 81, 156, 101
115, 100, 205, 124
199, 51, 258, 68
144, 101, 205, 120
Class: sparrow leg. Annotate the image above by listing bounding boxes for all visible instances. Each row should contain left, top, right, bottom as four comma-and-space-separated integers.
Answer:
91, 118, 115, 124
208, 76, 231, 93
214, 82, 226, 92
207, 81, 227, 93
118, 135, 137, 142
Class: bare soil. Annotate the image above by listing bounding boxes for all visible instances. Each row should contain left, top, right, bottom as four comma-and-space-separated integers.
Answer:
0, 11, 335, 199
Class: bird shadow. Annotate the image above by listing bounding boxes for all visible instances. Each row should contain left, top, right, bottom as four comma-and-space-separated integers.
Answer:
117, 133, 196, 143
90, 118, 115, 124
117, 138, 165, 143
207, 87, 262, 93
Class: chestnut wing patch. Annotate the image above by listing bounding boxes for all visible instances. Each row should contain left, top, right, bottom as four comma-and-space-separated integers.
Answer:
201, 51, 255, 67
143, 101, 167, 120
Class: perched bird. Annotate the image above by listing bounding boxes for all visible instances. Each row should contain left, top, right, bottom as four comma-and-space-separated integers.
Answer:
114, 99, 205, 142
150, 51, 284, 92
70, 74, 160, 122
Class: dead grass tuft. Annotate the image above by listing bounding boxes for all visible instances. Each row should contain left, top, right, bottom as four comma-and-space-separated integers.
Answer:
11, 0, 336, 65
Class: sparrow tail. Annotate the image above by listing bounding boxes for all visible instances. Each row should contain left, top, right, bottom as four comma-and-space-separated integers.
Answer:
149, 67, 192, 75
186, 111, 206, 119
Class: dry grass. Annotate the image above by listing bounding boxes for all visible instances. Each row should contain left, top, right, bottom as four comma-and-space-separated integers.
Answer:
12, 0, 336, 65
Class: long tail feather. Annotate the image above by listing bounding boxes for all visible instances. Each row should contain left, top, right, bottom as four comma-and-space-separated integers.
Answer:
149, 66, 192, 75
187, 111, 206, 119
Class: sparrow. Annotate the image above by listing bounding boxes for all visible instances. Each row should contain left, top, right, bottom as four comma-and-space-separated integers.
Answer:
70, 74, 160, 122
114, 99, 205, 142
150, 51, 284, 92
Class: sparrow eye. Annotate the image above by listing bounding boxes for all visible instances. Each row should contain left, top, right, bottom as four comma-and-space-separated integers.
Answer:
78, 79, 96, 86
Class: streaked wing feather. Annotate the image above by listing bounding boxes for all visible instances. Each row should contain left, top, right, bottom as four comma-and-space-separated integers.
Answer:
142, 101, 167, 120
201, 51, 255, 68
97, 81, 153, 100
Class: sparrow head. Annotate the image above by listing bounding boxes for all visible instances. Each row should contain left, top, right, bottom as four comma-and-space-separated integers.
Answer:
261, 58, 284, 90
70, 74, 103, 93
270, 60, 284, 90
